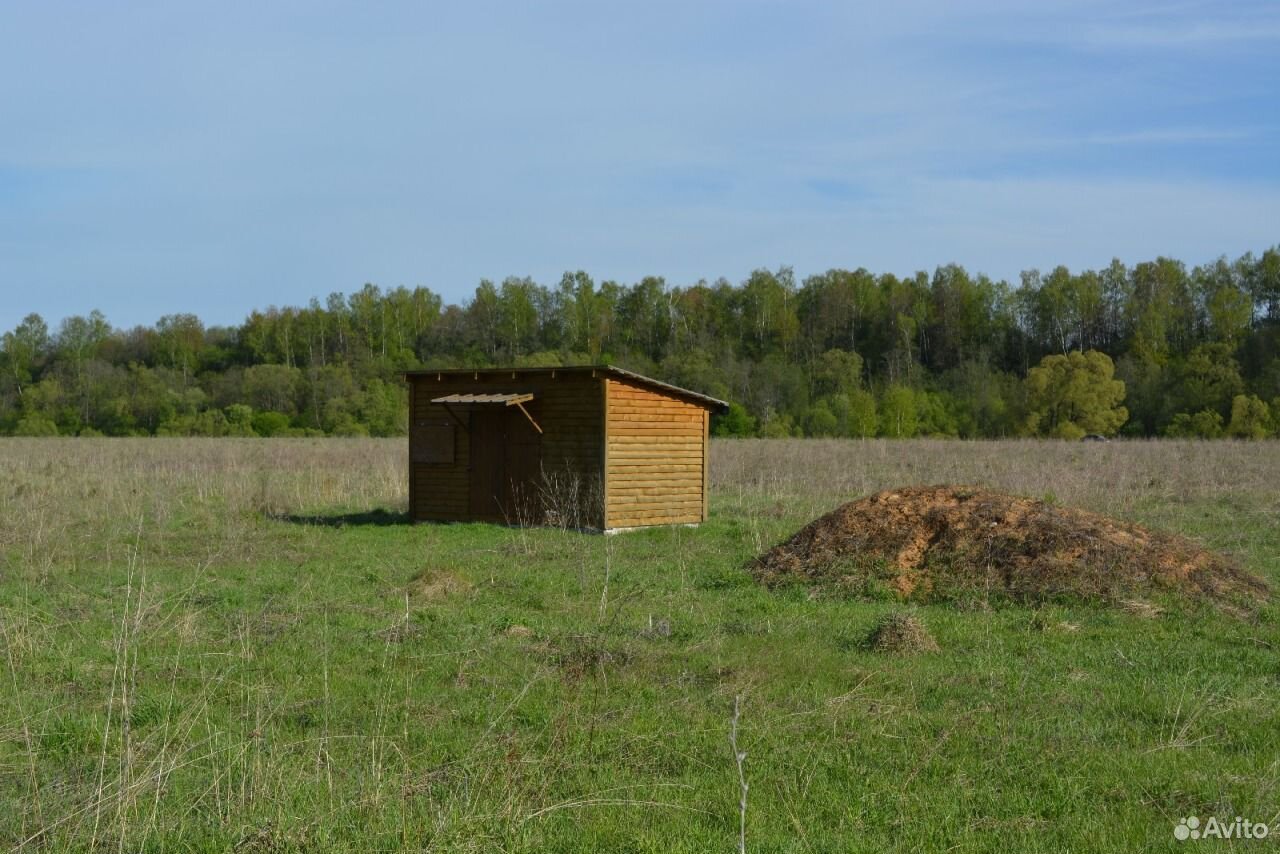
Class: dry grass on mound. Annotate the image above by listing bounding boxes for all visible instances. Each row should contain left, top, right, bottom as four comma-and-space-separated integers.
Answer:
750, 485, 1270, 612
410, 568, 473, 602
866, 612, 940, 653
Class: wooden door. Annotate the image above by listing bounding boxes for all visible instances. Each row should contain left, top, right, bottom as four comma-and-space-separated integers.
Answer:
468, 408, 542, 523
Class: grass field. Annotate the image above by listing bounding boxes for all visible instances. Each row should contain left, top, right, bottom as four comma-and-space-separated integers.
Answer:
1, 438, 1277, 852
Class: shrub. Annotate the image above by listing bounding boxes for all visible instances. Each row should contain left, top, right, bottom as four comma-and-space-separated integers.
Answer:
803, 400, 839, 437
224, 404, 255, 436
1164, 410, 1224, 439
13, 414, 58, 436
251, 411, 292, 437
1227, 394, 1272, 440
713, 403, 757, 437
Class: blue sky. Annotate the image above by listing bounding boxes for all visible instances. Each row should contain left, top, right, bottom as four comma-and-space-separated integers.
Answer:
1, 0, 1278, 331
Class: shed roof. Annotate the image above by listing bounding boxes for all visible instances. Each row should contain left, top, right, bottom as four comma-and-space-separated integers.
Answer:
404, 365, 729, 412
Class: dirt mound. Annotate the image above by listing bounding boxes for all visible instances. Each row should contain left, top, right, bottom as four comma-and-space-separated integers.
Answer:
867, 613, 939, 653
750, 486, 1269, 611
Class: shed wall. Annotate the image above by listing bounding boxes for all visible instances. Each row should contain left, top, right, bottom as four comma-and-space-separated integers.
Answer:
604, 378, 708, 528
409, 372, 604, 526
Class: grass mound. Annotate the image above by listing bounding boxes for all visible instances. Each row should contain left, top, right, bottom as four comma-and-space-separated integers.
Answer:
409, 568, 472, 601
750, 485, 1269, 611
866, 612, 939, 653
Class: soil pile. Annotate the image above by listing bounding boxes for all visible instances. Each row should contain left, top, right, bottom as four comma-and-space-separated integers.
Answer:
750, 486, 1269, 611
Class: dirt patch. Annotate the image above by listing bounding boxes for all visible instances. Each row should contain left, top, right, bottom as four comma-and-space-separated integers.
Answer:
866, 613, 939, 653
750, 485, 1269, 612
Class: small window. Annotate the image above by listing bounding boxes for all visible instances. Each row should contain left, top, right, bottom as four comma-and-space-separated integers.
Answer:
412, 422, 455, 463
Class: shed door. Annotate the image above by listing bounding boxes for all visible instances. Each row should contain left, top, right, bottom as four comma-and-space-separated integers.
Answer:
468, 408, 542, 522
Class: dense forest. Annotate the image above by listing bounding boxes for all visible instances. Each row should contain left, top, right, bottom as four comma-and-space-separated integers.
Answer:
3, 248, 1279, 439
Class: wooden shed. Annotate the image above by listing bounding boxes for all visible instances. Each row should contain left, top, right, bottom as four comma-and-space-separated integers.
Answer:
403, 366, 728, 530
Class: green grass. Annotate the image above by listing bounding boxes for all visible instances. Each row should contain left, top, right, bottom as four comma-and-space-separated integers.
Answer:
0, 439, 1277, 852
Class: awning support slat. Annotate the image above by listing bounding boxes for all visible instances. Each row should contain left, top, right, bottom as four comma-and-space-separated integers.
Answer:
514, 401, 543, 434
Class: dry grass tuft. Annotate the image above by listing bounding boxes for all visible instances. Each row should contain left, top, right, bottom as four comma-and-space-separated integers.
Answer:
866, 612, 939, 654
410, 568, 473, 602
1120, 600, 1165, 619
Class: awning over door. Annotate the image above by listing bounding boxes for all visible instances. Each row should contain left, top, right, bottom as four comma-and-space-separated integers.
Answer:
428, 392, 541, 433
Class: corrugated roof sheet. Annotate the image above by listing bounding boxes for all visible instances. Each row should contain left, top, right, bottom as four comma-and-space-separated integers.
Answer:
430, 392, 534, 405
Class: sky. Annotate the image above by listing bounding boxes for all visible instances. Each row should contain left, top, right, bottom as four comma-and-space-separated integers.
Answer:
1, 0, 1278, 331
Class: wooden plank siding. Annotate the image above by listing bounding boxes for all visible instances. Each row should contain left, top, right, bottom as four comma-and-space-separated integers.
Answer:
603, 378, 707, 528
408, 372, 604, 526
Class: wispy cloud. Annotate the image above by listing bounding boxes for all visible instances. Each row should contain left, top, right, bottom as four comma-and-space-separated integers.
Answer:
1078, 19, 1280, 49
1077, 128, 1252, 146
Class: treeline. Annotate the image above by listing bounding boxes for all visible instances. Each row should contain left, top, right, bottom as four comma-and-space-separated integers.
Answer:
2, 248, 1279, 439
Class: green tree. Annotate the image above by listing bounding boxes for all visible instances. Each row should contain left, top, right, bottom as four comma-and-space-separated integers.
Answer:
22, 377, 71, 431
242, 364, 302, 414
1164, 410, 1224, 439
497, 277, 540, 361
1127, 258, 1194, 365
879, 385, 919, 438
944, 360, 1016, 437
1227, 394, 1271, 439
1174, 343, 1244, 418
224, 404, 256, 436
1254, 248, 1280, 321
810, 349, 864, 397
56, 310, 111, 425
846, 389, 878, 438
56, 311, 110, 372
759, 410, 798, 438
13, 413, 58, 436
797, 268, 882, 357
740, 267, 799, 358
916, 391, 960, 438
251, 411, 292, 437
2, 314, 49, 398
880, 274, 930, 383
616, 276, 671, 362
356, 379, 407, 436
155, 313, 205, 384
803, 400, 839, 437
1022, 350, 1128, 439
1195, 258, 1253, 345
